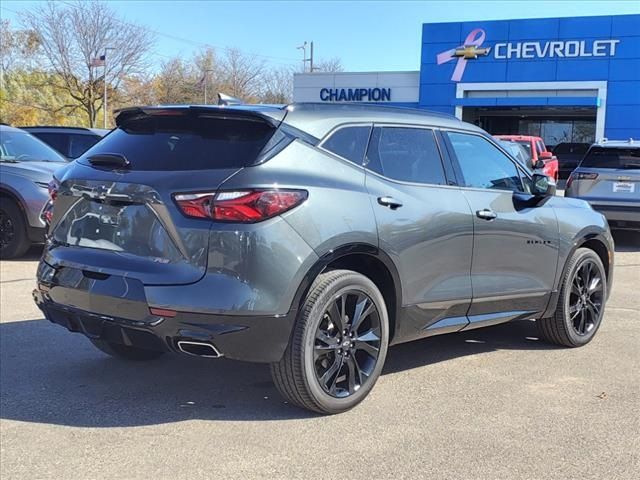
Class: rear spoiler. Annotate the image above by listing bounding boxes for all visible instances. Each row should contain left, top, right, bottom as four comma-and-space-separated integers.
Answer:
114, 105, 287, 129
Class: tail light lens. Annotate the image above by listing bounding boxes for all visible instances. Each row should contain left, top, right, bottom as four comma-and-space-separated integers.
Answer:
174, 189, 308, 223
41, 179, 59, 225
567, 172, 598, 188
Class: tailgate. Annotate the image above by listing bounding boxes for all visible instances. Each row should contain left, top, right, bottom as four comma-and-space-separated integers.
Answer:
46, 106, 281, 285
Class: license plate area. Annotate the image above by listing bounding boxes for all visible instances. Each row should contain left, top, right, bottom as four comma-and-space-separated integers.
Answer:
613, 182, 635, 193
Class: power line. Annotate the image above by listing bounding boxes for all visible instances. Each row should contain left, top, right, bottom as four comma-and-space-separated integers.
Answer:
54, 0, 300, 67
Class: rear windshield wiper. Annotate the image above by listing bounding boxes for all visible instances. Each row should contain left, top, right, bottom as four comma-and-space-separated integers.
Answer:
87, 153, 130, 168
0, 159, 20, 163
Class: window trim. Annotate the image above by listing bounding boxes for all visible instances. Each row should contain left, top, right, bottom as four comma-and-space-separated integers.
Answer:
317, 122, 373, 166
363, 123, 453, 188
442, 129, 531, 194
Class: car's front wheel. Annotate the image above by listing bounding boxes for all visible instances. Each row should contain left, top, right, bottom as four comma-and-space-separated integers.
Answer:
538, 248, 607, 347
0, 199, 30, 259
271, 269, 389, 414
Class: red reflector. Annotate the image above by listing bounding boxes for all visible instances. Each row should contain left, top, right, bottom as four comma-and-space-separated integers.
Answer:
174, 189, 308, 223
149, 307, 177, 318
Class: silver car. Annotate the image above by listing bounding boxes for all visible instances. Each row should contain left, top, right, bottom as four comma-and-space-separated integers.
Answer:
0, 125, 67, 258
566, 139, 640, 231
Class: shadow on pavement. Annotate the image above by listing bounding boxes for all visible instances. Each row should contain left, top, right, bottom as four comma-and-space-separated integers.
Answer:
0, 316, 553, 427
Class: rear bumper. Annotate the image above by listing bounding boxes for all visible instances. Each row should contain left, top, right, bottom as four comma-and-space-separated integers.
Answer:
33, 284, 295, 363
591, 204, 640, 230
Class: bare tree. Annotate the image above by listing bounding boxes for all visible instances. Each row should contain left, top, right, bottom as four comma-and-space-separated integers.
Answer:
219, 48, 265, 101
314, 57, 344, 73
260, 65, 294, 104
23, 1, 154, 126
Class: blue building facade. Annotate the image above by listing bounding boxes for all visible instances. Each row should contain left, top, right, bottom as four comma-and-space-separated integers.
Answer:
419, 14, 640, 143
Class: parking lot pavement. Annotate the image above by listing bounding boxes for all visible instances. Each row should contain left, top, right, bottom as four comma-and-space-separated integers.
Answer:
1, 232, 639, 480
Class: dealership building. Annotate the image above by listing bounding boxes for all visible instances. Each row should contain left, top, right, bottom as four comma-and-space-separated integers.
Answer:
293, 14, 640, 147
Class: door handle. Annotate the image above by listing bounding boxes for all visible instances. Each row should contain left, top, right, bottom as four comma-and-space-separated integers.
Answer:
476, 209, 497, 220
377, 196, 403, 210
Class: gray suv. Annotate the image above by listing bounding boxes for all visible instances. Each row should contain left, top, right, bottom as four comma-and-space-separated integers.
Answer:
0, 125, 67, 258
33, 104, 614, 414
565, 139, 640, 231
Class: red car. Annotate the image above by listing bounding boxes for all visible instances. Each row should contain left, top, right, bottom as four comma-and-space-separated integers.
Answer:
495, 135, 559, 182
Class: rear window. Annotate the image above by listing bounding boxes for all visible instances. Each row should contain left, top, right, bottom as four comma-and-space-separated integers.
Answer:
553, 143, 589, 155
580, 147, 640, 170
79, 115, 275, 171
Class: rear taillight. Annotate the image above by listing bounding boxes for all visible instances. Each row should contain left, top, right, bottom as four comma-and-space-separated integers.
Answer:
41, 179, 59, 225
567, 172, 598, 188
48, 179, 58, 201
174, 189, 308, 223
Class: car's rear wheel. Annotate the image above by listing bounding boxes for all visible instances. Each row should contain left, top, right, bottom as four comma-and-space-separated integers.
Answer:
89, 338, 165, 361
0, 199, 30, 259
271, 269, 389, 414
538, 248, 607, 347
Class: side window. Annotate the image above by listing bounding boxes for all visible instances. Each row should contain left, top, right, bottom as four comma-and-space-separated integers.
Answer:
32, 132, 69, 157
69, 134, 100, 159
536, 140, 545, 155
366, 127, 446, 185
321, 126, 371, 165
447, 132, 524, 192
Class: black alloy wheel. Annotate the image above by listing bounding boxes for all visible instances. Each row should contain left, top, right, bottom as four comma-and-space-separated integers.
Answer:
313, 290, 382, 398
568, 258, 604, 336
271, 269, 389, 414
0, 208, 15, 251
538, 247, 607, 347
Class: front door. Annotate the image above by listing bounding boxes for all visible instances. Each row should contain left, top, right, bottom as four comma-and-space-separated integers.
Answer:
444, 131, 559, 325
364, 125, 474, 342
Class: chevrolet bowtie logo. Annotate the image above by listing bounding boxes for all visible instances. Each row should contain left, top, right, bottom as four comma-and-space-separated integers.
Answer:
453, 45, 491, 60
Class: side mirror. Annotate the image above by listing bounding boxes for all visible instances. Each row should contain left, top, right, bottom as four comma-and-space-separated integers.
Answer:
533, 159, 545, 169
539, 151, 553, 160
531, 173, 556, 197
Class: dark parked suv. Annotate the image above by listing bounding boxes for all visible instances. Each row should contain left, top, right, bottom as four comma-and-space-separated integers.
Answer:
34, 104, 614, 414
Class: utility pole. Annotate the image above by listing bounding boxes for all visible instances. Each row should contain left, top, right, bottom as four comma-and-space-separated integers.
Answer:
297, 41, 315, 72
297, 42, 308, 72
103, 47, 114, 129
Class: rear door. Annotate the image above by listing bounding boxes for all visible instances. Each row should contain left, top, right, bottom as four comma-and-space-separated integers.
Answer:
443, 131, 559, 323
364, 125, 474, 341
49, 108, 280, 285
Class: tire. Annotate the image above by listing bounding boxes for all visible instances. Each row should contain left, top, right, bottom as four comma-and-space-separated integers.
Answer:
0, 199, 30, 259
538, 248, 607, 347
89, 338, 165, 361
271, 269, 389, 414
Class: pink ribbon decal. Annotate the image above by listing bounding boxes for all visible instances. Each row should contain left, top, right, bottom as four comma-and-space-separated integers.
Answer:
436, 28, 487, 82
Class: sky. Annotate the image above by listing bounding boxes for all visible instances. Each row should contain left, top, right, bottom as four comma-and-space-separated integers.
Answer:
2, 0, 640, 72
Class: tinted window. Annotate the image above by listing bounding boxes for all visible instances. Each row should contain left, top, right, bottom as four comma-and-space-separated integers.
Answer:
0, 131, 66, 163
366, 127, 446, 185
69, 134, 101, 159
322, 126, 370, 164
448, 132, 523, 192
79, 115, 275, 171
31, 132, 69, 156
580, 147, 640, 170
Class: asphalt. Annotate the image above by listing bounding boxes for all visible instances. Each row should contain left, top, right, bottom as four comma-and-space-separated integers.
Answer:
1, 231, 639, 480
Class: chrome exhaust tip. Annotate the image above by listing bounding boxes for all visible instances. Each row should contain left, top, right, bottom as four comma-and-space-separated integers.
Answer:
177, 340, 222, 358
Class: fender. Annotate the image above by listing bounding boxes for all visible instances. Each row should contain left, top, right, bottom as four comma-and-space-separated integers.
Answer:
0, 182, 27, 213
541, 228, 614, 318
287, 242, 403, 329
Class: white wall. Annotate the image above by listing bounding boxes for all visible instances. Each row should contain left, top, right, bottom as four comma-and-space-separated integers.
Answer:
293, 71, 420, 103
